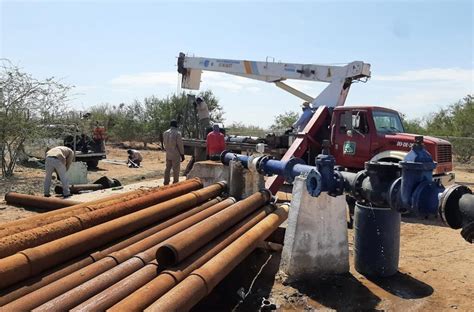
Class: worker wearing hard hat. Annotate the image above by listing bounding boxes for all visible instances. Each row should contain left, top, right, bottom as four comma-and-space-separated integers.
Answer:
206, 124, 226, 161
163, 120, 185, 185
292, 102, 313, 132
127, 149, 143, 168
194, 96, 210, 139
44, 146, 74, 198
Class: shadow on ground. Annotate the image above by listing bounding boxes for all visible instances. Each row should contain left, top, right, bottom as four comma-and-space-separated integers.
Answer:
366, 271, 433, 299
290, 273, 382, 311
401, 214, 449, 228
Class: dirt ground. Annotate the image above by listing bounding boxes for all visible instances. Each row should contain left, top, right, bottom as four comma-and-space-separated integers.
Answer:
0, 146, 473, 311
0, 144, 190, 222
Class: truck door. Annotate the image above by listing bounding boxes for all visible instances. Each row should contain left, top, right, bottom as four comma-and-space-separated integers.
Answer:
333, 110, 372, 169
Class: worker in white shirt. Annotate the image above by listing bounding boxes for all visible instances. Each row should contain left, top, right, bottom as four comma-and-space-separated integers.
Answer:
44, 146, 74, 198
194, 96, 210, 139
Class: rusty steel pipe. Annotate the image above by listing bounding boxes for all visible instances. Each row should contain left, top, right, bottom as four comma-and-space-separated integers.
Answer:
31, 198, 236, 312
0, 198, 222, 306
87, 262, 159, 312
155, 190, 272, 267
0, 185, 163, 236
0, 180, 197, 237
145, 204, 289, 312
107, 205, 276, 312
0, 178, 203, 258
0, 182, 225, 290
4, 192, 80, 210
0, 198, 223, 310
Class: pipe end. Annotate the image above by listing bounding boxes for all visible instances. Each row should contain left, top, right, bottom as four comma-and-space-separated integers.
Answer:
155, 245, 179, 268
216, 180, 228, 191
220, 150, 232, 165
258, 188, 273, 202
440, 184, 472, 229
305, 169, 322, 197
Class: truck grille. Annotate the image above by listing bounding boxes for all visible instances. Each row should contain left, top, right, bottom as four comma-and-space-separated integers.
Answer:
437, 144, 452, 163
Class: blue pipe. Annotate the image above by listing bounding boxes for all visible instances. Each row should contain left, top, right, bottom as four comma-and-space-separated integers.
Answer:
221, 141, 440, 215
220, 151, 250, 168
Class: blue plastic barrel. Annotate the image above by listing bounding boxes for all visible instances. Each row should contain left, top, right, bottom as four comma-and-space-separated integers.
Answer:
354, 202, 401, 277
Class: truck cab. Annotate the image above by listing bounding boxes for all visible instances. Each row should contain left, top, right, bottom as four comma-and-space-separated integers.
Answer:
330, 106, 454, 181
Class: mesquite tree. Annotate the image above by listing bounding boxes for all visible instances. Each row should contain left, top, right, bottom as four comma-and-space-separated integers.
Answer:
0, 60, 72, 177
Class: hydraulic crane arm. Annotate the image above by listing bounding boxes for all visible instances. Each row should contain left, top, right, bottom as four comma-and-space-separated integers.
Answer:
177, 52, 371, 107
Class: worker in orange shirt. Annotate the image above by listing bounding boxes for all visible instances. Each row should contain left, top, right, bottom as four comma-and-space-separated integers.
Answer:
206, 124, 226, 161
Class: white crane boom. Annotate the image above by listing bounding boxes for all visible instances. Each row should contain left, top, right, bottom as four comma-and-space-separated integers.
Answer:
177, 52, 371, 107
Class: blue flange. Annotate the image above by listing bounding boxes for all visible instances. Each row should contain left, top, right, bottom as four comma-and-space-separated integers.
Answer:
305, 169, 322, 197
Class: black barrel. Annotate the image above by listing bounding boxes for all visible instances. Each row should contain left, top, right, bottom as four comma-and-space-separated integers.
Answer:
354, 202, 401, 277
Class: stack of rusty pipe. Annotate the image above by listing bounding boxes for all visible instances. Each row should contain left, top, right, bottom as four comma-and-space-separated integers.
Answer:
0, 178, 288, 312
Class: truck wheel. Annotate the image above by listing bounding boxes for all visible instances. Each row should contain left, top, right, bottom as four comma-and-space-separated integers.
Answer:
87, 160, 99, 169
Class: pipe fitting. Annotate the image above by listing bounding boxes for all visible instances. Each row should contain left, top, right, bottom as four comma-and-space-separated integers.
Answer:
220, 150, 249, 168
440, 184, 474, 243
305, 169, 322, 197
440, 184, 474, 228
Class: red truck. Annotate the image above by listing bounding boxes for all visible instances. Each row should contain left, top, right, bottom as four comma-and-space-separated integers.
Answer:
266, 105, 454, 193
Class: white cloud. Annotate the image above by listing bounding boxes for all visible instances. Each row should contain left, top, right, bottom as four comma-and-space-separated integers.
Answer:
348, 67, 473, 119
109, 71, 177, 86
200, 72, 262, 92
373, 68, 473, 83
108, 71, 264, 93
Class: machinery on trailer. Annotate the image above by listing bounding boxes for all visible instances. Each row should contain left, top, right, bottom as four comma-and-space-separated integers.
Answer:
177, 53, 454, 192
24, 122, 107, 169
63, 123, 107, 169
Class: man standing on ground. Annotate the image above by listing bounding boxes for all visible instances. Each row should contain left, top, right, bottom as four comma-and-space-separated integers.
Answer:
44, 146, 74, 198
163, 120, 185, 185
194, 96, 210, 139
206, 124, 226, 161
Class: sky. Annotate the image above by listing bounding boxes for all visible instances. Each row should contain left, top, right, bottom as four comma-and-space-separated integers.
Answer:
1, 0, 473, 128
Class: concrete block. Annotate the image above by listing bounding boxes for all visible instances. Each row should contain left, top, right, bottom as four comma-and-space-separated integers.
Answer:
187, 161, 229, 187
229, 160, 265, 200
229, 160, 244, 199
280, 175, 349, 280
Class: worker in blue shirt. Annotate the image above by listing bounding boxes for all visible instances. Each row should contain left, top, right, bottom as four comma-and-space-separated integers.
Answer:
292, 102, 313, 132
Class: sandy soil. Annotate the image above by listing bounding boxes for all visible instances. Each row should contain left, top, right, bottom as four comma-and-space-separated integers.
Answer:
0, 148, 473, 311
0, 144, 189, 222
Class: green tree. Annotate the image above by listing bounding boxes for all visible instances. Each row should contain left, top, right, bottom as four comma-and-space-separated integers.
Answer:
402, 95, 473, 162
270, 111, 299, 131
0, 60, 72, 177
225, 122, 267, 137
400, 114, 426, 134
